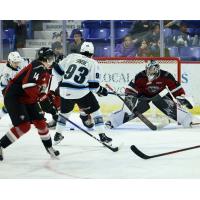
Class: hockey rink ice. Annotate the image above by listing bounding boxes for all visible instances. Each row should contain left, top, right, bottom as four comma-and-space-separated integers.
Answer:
0, 113, 200, 179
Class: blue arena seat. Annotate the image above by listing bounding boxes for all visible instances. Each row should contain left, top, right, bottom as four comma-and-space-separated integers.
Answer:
168, 47, 179, 57
114, 20, 133, 28
195, 28, 200, 35
179, 47, 200, 60
164, 28, 172, 38
94, 43, 111, 57
89, 28, 110, 40
3, 29, 15, 51
101, 46, 111, 57
115, 28, 129, 39
82, 20, 110, 28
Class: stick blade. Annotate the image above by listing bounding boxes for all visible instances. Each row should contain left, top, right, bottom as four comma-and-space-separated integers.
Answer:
130, 145, 151, 159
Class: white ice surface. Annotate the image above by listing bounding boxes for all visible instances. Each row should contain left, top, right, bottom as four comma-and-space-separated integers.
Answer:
0, 113, 200, 179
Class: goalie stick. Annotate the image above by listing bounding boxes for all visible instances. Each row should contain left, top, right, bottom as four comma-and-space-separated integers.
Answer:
106, 84, 164, 131
59, 114, 119, 152
130, 144, 200, 159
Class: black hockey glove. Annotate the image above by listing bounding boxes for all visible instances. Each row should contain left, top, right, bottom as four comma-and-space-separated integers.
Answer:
176, 96, 193, 109
97, 86, 108, 97
39, 93, 58, 115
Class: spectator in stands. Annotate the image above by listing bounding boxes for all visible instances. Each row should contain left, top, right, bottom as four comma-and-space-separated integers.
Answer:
15, 20, 27, 49
150, 40, 170, 57
52, 32, 62, 43
60, 30, 71, 55
128, 20, 156, 44
114, 35, 137, 57
68, 30, 84, 54
164, 20, 182, 29
3, 20, 27, 49
137, 39, 152, 57
145, 24, 160, 47
51, 41, 64, 62
172, 23, 192, 47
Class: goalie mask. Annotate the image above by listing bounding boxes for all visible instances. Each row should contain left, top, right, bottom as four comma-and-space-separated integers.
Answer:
146, 60, 160, 81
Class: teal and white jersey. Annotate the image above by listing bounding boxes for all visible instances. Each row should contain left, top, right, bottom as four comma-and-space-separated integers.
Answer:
51, 53, 102, 99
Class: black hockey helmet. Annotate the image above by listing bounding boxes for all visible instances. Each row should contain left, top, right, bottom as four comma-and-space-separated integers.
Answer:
37, 47, 55, 62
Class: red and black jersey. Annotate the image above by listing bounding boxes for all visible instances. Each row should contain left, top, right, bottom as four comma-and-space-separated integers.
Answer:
5, 60, 51, 104
126, 69, 185, 98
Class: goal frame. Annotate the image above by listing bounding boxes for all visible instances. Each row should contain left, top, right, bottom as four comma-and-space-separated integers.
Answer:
95, 57, 181, 82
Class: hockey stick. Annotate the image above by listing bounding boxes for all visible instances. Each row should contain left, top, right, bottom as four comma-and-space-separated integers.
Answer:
59, 114, 119, 152
130, 144, 200, 159
108, 91, 166, 102
105, 84, 158, 130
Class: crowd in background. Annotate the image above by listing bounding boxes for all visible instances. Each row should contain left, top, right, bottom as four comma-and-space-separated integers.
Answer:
2, 20, 200, 59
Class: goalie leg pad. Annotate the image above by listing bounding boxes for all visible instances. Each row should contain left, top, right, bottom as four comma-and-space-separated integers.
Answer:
152, 95, 177, 121
177, 107, 192, 128
124, 96, 138, 111
109, 110, 128, 128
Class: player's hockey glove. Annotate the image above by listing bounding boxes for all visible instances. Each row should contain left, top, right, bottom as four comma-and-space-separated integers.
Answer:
97, 86, 108, 97
47, 90, 61, 110
39, 93, 58, 115
176, 95, 194, 109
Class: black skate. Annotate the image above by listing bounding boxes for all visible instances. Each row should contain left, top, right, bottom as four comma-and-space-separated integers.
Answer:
46, 147, 60, 159
54, 132, 64, 145
105, 121, 114, 129
0, 146, 3, 161
80, 114, 94, 129
47, 119, 57, 129
99, 133, 112, 144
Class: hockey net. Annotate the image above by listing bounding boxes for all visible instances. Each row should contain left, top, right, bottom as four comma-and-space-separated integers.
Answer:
95, 57, 181, 121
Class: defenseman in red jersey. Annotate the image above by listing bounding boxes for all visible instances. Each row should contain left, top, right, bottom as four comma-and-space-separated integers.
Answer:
106, 60, 194, 129
0, 47, 59, 161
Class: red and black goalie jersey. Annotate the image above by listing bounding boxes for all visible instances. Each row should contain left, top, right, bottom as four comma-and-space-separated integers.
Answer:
126, 69, 185, 98
5, 60, 51, 104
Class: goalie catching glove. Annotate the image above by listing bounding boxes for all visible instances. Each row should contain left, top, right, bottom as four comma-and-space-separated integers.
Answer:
176, 95, 194, 109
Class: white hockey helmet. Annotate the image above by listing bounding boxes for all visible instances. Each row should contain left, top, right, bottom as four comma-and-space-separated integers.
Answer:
8, 51, 23, 63
145, 60, 160, 81
80, 42, 94, 55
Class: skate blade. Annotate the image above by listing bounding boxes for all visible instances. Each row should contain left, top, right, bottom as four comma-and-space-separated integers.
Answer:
53, 140, 63, 146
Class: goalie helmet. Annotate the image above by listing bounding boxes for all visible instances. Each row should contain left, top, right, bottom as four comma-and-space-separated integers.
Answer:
145, 60, 160, 81
8, 51, 23, 63
80, 42, 94, 56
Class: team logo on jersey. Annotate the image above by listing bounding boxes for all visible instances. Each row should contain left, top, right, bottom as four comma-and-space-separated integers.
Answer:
33, 72, 39, 80
19, 115, 25, 120
147, 85, 160, 93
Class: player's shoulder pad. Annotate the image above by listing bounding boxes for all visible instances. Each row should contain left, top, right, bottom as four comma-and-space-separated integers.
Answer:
135, 70, 146, 80
31, 60, 46, 73
160, 69, 176, 81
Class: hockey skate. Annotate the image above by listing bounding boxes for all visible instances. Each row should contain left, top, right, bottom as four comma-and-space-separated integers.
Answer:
54, 132, 64, 145
47, 119, 57, 129
80, 114, 94, 129
99, 133, 112, 145
105, 121, 114, 129
46, 147, 60, 159
0, 146, 3, 161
